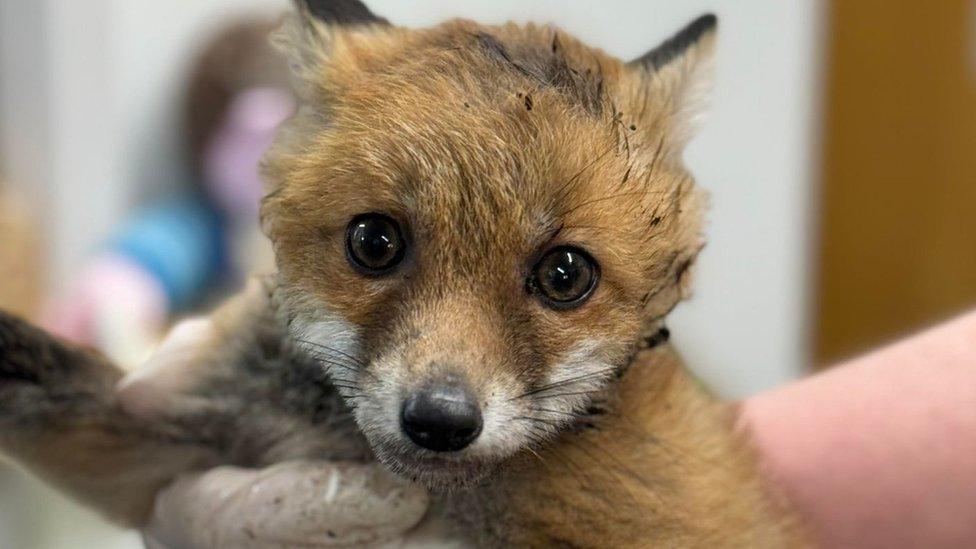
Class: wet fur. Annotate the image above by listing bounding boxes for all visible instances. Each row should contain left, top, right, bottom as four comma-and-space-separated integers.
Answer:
0, 1, 806, 546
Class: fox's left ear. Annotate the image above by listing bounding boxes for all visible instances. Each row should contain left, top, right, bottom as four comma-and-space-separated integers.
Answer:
274, 0, 390, 99
628, 14, 718, 153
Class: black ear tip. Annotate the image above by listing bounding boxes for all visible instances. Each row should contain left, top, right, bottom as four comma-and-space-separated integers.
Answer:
695, 13, 719, 33
298, 0, 388, 26
681, 13, 719, 44
632, 12, 719, 71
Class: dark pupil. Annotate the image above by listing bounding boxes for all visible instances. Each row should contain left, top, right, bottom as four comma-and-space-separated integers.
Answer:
539, 250, 593, 302
349, 218, 401, 270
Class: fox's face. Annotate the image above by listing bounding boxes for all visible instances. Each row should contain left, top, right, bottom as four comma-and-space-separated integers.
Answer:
262, 0, 713, 489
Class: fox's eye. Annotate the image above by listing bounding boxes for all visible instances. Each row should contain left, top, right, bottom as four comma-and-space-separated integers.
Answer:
346, 214, 406, 274
531, 246, 599, 309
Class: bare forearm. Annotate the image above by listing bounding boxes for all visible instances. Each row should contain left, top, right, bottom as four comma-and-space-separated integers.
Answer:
743, 310, 976, 548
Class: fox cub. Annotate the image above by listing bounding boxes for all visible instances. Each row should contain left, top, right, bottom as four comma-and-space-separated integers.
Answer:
0, 0, 805, 546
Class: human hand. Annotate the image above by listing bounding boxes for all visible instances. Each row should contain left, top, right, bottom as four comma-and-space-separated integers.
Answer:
143, 460, 430, 549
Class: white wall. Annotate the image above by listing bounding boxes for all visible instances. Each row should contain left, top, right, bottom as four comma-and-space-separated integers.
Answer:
0, 1, 821, 546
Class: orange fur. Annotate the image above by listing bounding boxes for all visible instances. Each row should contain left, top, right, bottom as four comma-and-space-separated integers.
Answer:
454, 346, 810, 547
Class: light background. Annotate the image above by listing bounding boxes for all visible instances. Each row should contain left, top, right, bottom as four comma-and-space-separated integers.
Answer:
0, 1, 822, 546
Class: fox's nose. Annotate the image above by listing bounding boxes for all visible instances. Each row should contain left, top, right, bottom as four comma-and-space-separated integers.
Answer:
401, 382, 482, 452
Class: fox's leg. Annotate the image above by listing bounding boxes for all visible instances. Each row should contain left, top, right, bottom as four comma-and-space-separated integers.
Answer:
115, 276, 371, 466
1, 275, 373, 531
0, 309, 217, 527
0, 277, 302, 527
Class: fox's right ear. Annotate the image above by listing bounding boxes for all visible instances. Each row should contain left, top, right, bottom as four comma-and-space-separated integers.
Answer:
294, 0, 388, 27
275, 0, 389, 98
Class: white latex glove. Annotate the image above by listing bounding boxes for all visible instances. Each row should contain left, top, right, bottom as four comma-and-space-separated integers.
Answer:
143, 460, 430, 549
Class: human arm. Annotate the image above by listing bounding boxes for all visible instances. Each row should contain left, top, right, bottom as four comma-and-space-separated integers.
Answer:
742, 310, 976, 548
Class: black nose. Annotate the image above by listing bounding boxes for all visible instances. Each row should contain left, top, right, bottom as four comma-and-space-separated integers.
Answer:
400, 383, 483, 452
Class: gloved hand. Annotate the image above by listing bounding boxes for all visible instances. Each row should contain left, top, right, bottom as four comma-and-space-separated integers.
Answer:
143, 460, 430, 548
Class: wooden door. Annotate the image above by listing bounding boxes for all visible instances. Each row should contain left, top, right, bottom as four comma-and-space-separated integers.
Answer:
816, 1, 976, 362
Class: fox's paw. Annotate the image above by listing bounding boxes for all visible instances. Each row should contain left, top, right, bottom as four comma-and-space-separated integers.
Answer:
0, 310, 120, 425
0, 309, 55, 384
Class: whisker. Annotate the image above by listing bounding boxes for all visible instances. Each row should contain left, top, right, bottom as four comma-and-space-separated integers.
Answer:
318, 359, 367, 377
532, 389, 606, 401
297, 342, 378, 381
511, 368, 615, 401
521, 428, 553, 449
553, 143, 617, 203
555, 191, 648, 219
525, 446, 546, 464
516, 415, 563, 429
296, 338, 368, 367
529, 407, 580, 418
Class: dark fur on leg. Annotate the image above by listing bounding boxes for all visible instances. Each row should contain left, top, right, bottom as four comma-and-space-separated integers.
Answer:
0, 309, 122, 422
0, 311, 217, 526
